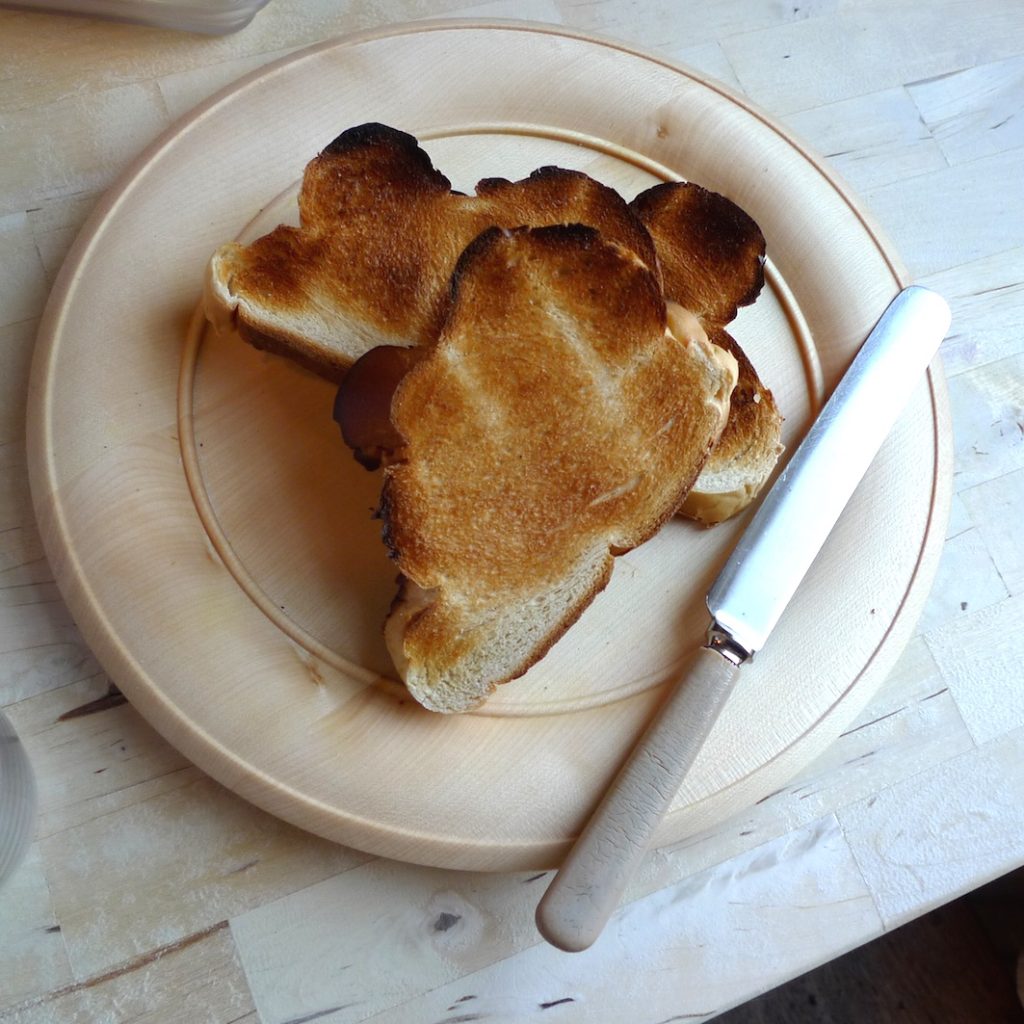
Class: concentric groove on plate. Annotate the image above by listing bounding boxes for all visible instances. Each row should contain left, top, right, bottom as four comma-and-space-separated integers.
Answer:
177, 308, 381, 688
25, 20, 951, 868
177, 121, 819, 717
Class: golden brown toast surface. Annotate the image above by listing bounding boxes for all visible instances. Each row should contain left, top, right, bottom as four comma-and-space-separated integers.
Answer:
378, 225, 737, 712
208, 125, 780, 525
207, 123, 657, 380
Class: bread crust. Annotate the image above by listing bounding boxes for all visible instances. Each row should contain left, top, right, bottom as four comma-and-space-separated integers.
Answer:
203, 127, 783, 708
678, 328, 784, 523
630, 180, 766, 323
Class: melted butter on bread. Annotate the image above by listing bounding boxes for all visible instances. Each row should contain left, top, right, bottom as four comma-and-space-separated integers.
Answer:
384, 578, 436, 682
666, 301, 739, 414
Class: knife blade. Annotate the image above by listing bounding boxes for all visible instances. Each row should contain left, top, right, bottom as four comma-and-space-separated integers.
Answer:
535, 285, 951, 952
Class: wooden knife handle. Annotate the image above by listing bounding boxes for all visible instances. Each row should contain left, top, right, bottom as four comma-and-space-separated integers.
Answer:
535, 645, 739, 952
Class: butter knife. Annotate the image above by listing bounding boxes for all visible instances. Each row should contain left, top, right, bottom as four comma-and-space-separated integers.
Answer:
536, 285, 952, 952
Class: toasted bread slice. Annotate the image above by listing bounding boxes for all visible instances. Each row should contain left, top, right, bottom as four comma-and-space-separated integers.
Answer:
376, 225, 737, 712
677, 327, 783, 523
207, 125, 780, 524
204, 123, 657, 381
631, 181, 783, 523
337, 178, 784, 523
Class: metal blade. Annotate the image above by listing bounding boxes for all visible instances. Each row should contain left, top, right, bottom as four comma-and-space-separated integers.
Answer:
707, 285, 951, 661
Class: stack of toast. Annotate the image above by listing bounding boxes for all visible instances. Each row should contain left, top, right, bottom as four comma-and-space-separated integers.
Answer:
203, 123, 782, 713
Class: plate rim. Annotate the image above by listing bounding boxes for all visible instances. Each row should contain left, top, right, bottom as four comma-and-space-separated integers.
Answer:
26, 18, 953, 869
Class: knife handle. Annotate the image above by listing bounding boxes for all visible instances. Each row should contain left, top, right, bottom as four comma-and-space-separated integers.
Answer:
535, 645, 739, 952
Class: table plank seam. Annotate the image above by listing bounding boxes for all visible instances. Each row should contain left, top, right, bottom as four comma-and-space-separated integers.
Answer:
0, 920, 230, 1017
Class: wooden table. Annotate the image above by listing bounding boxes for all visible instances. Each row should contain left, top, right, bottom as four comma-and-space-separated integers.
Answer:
1, 2, 1022, 1021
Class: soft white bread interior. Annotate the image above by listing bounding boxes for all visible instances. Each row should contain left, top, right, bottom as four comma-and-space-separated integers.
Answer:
677, 326, 784, 523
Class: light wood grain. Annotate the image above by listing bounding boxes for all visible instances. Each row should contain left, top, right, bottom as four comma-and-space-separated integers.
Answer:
550, 0, 844, 56
0, 82, 172, 220
4, 674, 194, 838
0, 548, 98, 707
908, 53, 1024, 166
0, 923, 254, 1024
0, 842, 71, 1009
926, 592, 1024, 745
232, 815, 880, 1024
862, 145, 1024, 278
914, 525, 1009, 634
0, 215, 49, 328
946, 350, 1024, 491
24, 21, 950, 873
0, 0, 487, 110
230, 859, 557, 1024
960, 465, 1024, 596
721, 2, 1024, 115
35, 772, 368, 980
839, 725, 1024, 927
783, 87, 948, 192
660, 636, 976, 865
2, 1, 1023, 1020
920, 245, 1024, 377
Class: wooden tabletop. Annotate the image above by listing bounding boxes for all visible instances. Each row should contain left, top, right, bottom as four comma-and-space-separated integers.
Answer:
1, 2, 1022, 1021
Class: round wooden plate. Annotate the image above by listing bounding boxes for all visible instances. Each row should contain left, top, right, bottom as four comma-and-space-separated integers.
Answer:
27, 21, 951, 870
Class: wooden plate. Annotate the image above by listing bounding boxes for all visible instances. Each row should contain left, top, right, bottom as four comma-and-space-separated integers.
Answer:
27, 21, 951, 870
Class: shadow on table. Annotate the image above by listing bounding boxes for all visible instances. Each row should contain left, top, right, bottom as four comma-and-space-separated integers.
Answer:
718, 867, 1024, 1024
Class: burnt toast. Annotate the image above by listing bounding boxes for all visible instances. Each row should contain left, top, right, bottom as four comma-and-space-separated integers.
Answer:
631, 181, 783, 523
205, 124, 780, 523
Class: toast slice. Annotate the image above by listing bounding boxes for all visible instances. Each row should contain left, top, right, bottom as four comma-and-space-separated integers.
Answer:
631, 181, 783, 523
205, 124, 780, 523
339, 178, 784, 523
204, 123, 657, 381
375, 225, 738, 712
